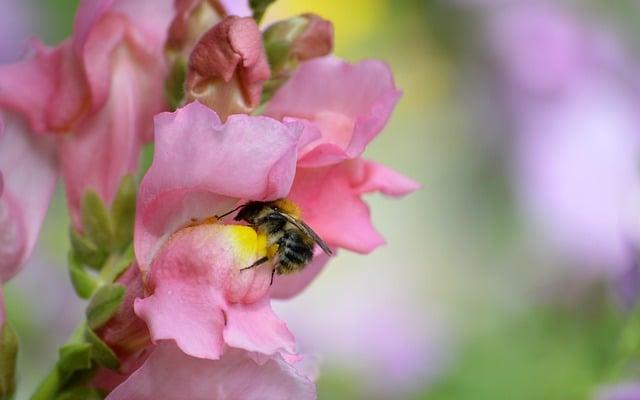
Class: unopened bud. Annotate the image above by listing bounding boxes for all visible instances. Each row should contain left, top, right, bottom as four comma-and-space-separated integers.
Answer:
186, 16, 270, 118
165, 0, 229, 109
261, 14, 333, 103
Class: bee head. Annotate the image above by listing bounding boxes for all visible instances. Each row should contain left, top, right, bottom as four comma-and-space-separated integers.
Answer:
233, 201, 267, 224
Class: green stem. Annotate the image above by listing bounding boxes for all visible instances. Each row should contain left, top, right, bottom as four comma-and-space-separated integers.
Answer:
30, 323, 86, 400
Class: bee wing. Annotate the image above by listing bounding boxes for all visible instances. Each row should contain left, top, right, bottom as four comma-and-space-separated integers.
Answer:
276, 211, 333, 255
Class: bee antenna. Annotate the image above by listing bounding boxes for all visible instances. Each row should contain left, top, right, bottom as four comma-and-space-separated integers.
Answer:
215, 203, 247, 219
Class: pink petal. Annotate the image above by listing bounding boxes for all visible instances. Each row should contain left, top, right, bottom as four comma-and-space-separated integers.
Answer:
0, 41, 87, 133
107, 342, 316, 400
0, 112, 57, 282
75, 0, 173, 57
134, 224, 295, 360
80, 8, 169, 115
59, 46, 160, 229
266, 57, 401, 167
270, 250, 331, 300
289, 159, 418, 255
351, 160, 422, 196
288, 163, 382, 254
135, 101, 300, 268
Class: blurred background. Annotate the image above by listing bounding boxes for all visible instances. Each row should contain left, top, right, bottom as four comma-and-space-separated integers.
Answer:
5, 0, 640, 398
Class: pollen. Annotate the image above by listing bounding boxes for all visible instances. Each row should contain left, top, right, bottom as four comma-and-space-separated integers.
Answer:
227, 225, 267, 263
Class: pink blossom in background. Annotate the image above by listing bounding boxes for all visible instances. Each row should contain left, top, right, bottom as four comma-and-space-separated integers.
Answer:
480, 1, 640, 276
266, 56, 420, 298
0, 113, 57, 283
0, 0, 173, 228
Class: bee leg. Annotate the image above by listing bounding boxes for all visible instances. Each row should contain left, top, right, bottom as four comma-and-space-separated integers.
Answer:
270, 267, 276, 286
241, 256, 269, 271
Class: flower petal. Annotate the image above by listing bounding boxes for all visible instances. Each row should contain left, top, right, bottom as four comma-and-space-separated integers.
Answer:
0, 112, 57, 282
135, 101, 300, 268
0, 41, 86, 133
106, 342, 316, 400
352, 160, 422, 196
289, 159, 417, 255
266, 57, 401, 167
59, 46, 159, 228
134, 224, 295, 360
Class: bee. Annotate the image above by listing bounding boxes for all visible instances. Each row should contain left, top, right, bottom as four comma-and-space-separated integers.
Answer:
216, 199, 332, 283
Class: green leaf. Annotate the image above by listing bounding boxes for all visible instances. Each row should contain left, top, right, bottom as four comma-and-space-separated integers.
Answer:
57, 387, 104, 400
69, 227, 107, 270
0, 322, 18, 400
58, 343, 93, 379
110, 175, 137, 251
68, 253, 99, 300
81, 190, 114, 252
86, 284, 126, 331
249, 0, 277, 23
85, 328, 119, 370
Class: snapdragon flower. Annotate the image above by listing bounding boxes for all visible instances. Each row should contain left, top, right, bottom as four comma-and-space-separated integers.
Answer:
0, 0, 173, 228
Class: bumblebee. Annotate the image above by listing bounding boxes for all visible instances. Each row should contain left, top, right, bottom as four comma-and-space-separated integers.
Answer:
216, 199, 332, 283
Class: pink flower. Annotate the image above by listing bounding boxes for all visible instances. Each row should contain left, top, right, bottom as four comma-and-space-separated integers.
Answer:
0, 113, 57, 282
106, 342, 315, 400
0, 0, 174, 228
264, 56, 420, 298
132, 102, 310, 393
185, 15, 270, 118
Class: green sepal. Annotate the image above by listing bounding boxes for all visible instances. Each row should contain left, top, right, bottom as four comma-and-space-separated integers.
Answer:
81, 190, 114, 252
100, 246, 134, 284
57, 387, 105, 400
249, 0, 277, 23
86, 284, 126, 331
110, 175, 137, 251
85, 328, 119, 370
0, 322, 18, 400
58, 343, 93, 379
165, 58, 187, 111
69, 227, 107, 270
68, 253, 99, 300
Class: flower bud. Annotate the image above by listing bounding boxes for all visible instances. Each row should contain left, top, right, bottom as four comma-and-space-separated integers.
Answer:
185, 16, 270, 118
166, 0, 228, 60
165, 0, 229, 109
261, 14, 334, 102
95, 266, 150, 359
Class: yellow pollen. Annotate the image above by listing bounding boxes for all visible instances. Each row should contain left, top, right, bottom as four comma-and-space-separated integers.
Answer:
227, 225, 267, 262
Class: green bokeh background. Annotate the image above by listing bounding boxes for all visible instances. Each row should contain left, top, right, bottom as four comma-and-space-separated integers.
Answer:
5, 1, 637, 399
